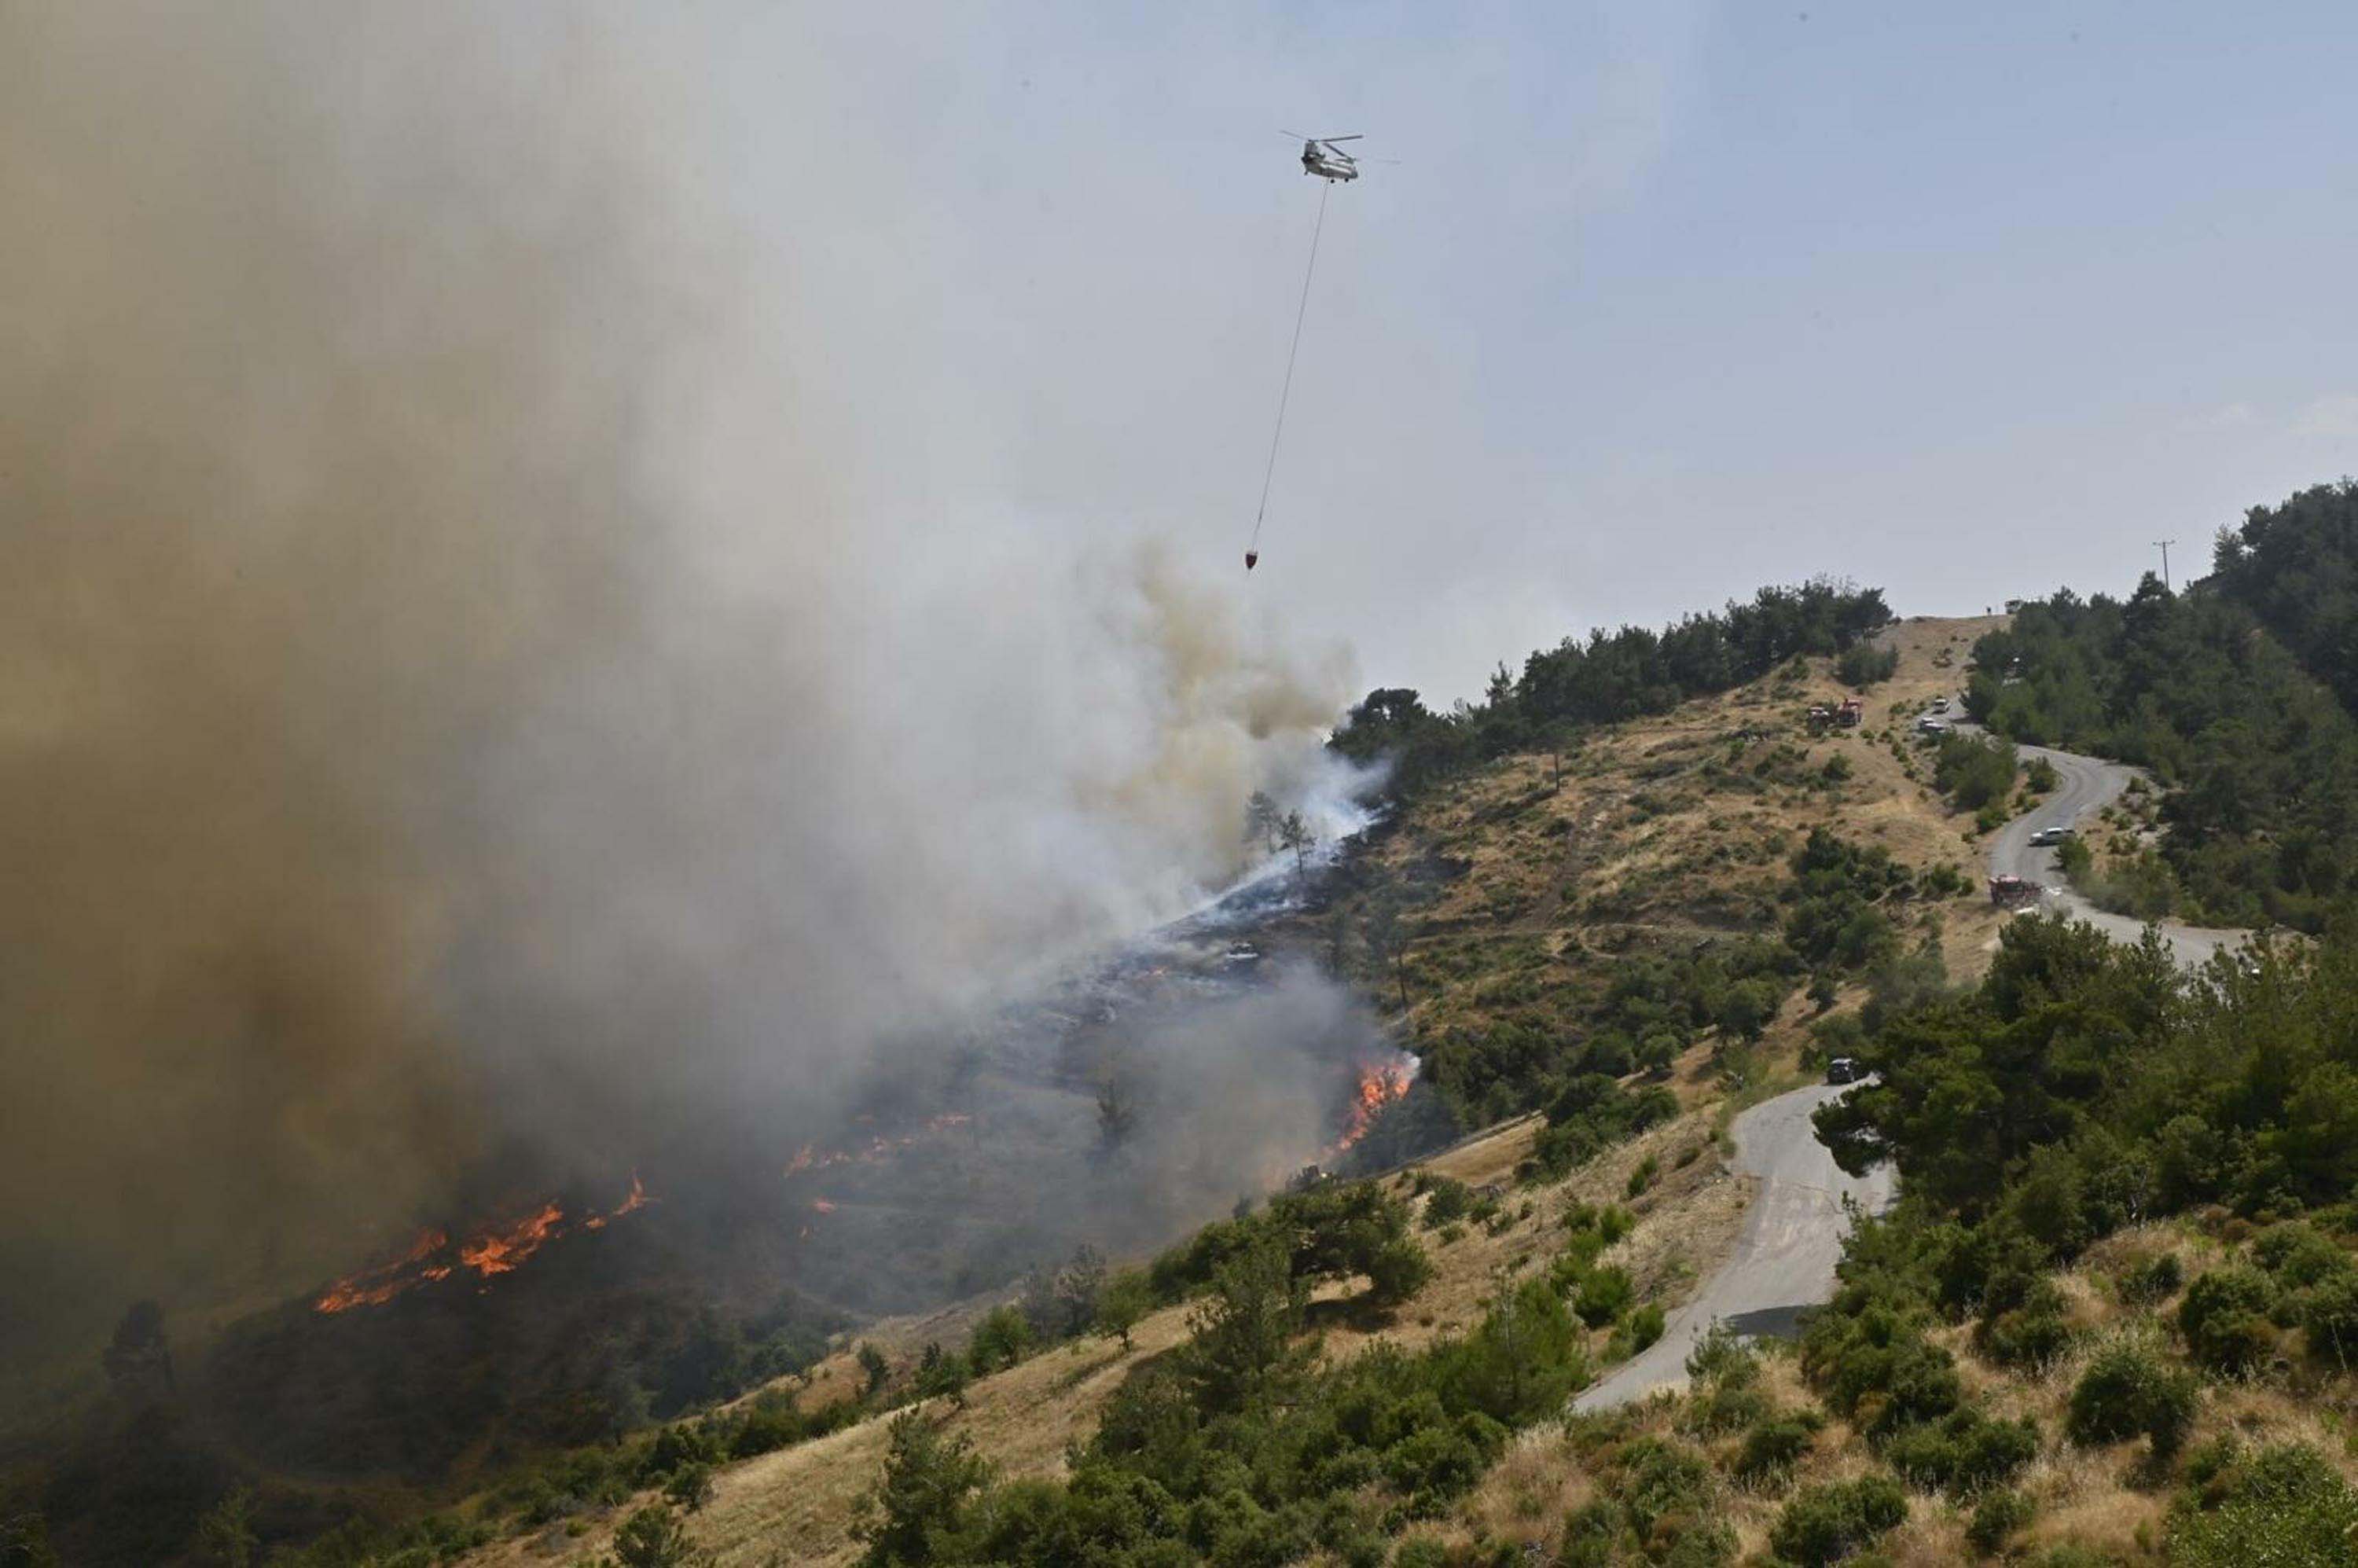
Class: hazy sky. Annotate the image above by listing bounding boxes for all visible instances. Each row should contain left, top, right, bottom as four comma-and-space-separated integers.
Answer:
707, 0, 2358, 702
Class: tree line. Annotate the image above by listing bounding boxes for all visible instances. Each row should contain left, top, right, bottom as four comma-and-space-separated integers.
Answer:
1967, 482, 2358, 931
1328, 578, 1893, 799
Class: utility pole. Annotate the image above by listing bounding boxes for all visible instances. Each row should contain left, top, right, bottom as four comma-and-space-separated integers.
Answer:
2152, 538, 2176, 593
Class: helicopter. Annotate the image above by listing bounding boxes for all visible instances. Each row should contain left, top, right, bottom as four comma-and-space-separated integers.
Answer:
1288, 133, 1362, 182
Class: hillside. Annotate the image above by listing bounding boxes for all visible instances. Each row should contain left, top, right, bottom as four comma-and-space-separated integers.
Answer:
155, 604, 2358, 1568
413, 613, 2072, 1566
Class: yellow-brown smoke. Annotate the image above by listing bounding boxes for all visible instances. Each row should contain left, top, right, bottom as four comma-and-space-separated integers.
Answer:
0, 4, 1357, 1377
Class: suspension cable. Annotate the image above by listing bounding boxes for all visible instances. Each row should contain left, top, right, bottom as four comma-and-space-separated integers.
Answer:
1247, 179, 1331, 564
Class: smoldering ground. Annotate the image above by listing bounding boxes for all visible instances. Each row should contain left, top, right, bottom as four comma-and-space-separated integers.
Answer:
0, 4, 1372, 1388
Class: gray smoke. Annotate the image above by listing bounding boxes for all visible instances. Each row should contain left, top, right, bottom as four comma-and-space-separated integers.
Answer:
0, 3, 1361, 1381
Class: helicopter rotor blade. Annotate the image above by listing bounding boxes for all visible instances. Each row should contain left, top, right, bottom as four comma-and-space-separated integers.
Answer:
1320, 134, 1364, 143
1278, 129, 1309, 141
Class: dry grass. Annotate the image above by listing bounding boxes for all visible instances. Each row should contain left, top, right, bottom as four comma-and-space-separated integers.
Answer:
448, 616, 2095, 1566
1349, 617, 2012, 1067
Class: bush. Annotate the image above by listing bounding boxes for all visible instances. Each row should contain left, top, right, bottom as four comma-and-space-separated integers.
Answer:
913, 1342, 969, 1405
1974, 1279, 2077, 1370
1574, 1266, 1635, 1329
610, 1504, 706, 1568
1682, 1380, 1771, 1438
1617, 1438, 1717, 1542
2117, 1251, 2184, 1307
1768, 1476, 1908, 1566
1626, 1154, 1660, 1198
1838, 642, 1899, 689
1732, 1413, 1822, 1485
1420, 1176, 1475, 1228
1933, 733, 2018, 811
2297, 1268, 2358, 1366
2066, 1341, 2197, 1458
660, 1462, 714, 1514
1885, 1409, 2039, 1495
854, 1412, 991, 1568
2250, 1223, 2348, 1290
2177, 1267, 2276, 1373
1966, 1488, 2034, 1556
967, 1305, 1032, 1373
2169, 1441, 2358, 1567
1391, 1537, 1448, 1568
1364, 1238, 1435, 1306
1801, 1302, 1961, 1438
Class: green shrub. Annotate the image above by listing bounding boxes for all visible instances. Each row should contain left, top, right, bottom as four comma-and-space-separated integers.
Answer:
1391, 1537, 1448, 1568
2066, 1341, 2197, 1458
1732, 1413, 1821, 1485
967, 1305, 1033, 1373
1618, 1437, 1717, 1540
660, 1461, 714, 1513
1420, 1177, 1475, 1228
2169, 1442, 2358, 1567
1966, 1488, 2034, 1555
1626, 1154, 1660, 1198
611, 1504, 703, 1568
1838, 642, 1899, 689
1684, 1323, 1760, 1390
2177, 1267, 2276, 1373
1975, 1278, 2077, 1370
2117, 1251, 2184, 1306
1768, 1476, 1908, 1566
1365, 1238, 1436, 1306
1801, 1302, 1961, 1438
2297, 1269, 2358, 1366
2252, 1223, 2349, 1289
1885, 1409, 2039, 1495
1681, 1380, 1770, 1438
1574, 1267, 1635, 1328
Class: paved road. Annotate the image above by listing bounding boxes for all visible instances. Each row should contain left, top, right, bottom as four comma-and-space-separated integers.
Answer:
1956, 717, 2249, 969
1573, 1083, 1895, 1410
1575, 704, 2257, 1411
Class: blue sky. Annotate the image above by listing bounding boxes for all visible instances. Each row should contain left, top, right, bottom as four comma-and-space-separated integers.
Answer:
722, 1, 2358, 701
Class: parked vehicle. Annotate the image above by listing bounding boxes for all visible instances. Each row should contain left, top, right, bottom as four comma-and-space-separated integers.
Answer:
1915, 716, 1950, 735
1930, 696, 1950, 713
2028, 824, 2073, 847
1989, 874, 2041, 908
1827, 1056, 1864, 1085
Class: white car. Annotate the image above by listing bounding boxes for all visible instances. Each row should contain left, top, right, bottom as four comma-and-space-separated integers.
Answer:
1930, 696, 1951, 713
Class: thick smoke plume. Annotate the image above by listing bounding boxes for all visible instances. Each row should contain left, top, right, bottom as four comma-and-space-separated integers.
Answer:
0, 5, 1358, 1376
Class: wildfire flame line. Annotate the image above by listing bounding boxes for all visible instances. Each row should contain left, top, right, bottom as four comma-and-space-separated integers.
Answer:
312, 1173, 656, 1313
1335, 1056, 1416, 1151
784, 1111, 973, 1181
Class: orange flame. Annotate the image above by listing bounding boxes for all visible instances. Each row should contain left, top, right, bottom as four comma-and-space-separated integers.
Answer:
312, 1173, 656, 1313
311, 1227, 449, 1313
1335, 1057, 1416, 1151
457, 1200, 564, 1276
785, 1114, 972, 1183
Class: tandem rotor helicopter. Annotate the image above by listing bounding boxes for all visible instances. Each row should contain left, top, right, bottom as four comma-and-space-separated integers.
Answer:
1244, 131, 1388, 571
1288, 132, 1364, 183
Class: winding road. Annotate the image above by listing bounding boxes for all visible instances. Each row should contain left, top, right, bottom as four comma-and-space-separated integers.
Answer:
1979, 732, 2248, 969
1576, 703, 2252, 1410
1573, 1084, 1895, 1410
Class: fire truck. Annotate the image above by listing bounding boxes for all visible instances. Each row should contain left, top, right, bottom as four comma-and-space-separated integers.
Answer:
1989, 874, 2042, 908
